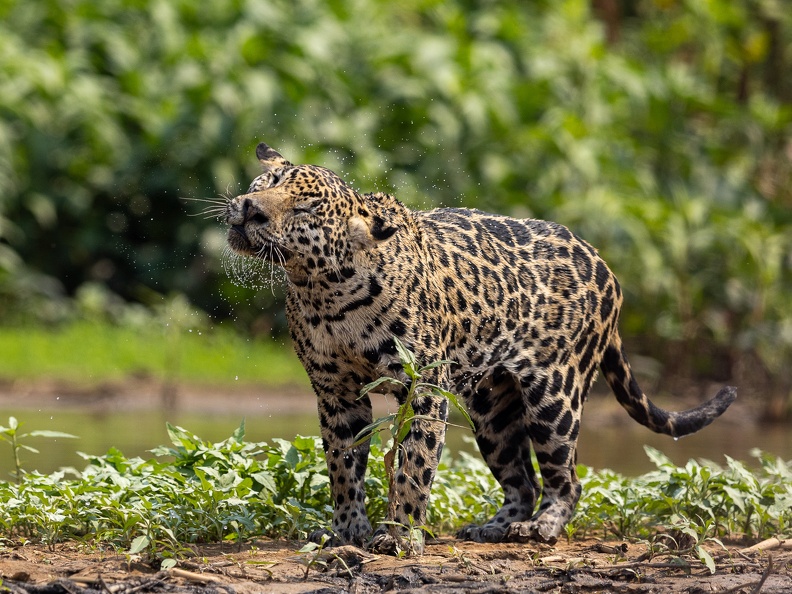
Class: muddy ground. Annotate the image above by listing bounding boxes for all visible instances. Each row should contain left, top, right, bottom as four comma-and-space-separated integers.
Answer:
1, 536, 790, 593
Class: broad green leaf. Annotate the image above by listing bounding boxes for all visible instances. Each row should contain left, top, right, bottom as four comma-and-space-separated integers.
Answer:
431, 387, 475, 430
722, 486, 747, 514
352, 414, 397, 446
128, 535, 150, 554
166, 423, 195, 450
232, 420, 246, 442
193, 468, 214, 490
284, 445, 299, 468
696, 546, 716, 574
418, 360, 456, 372
148, 445, 172, 457
360, 376, 404, 398
161, 558, 177, 570
198, 466, 220, 480
394, 337, 418, 379
294, 435, 318, 451
218, 471, 240, 490
644, 446, 673, 468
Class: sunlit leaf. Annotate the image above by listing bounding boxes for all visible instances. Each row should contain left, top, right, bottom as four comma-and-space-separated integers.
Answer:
128, 535, 150, 554
360, 376, 404, 398
28, 431, 78, 439
232, 420, 246, 442
352, 414, 397, 447
696, 546, 716, 574
431, 387, 475, 431
394, 337, 418, 379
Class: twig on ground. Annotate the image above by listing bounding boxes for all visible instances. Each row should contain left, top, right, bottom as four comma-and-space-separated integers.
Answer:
750, 556, 774, 594
743, 537, 790, 553
166, 567, 224, 583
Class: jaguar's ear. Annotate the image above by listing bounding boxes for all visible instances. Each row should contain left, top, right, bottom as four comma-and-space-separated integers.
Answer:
348, 215, 399, 251
255, 142, 292, 172
371, 215, 398, 241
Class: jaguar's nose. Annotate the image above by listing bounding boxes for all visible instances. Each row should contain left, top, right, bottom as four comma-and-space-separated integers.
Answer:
241, 198, 269, 226
227, 197, 268, 226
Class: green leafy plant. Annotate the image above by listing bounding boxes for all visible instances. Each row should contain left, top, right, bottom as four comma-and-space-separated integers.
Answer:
295, 533, 336, 579
0, 419, 788, 562
351, 337, 474, 554
572, 445, 792, 547
0, 417, 76, 483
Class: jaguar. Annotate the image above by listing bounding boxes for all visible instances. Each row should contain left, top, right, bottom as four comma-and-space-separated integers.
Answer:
224, 142, 736, 553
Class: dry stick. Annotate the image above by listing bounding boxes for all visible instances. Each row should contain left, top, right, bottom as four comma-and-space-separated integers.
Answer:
590, 561, 696, 572
735, 549, 763, 565
126, 580, 164, 594
750, 556, 774, 594
166, 567, 224, 583
742, 537, 790, 553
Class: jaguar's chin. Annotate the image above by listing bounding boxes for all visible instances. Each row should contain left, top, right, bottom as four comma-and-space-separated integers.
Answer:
254, 244, 293, 264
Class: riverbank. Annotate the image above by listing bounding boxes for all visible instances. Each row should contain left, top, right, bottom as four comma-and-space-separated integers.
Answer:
0, 536, 788, 593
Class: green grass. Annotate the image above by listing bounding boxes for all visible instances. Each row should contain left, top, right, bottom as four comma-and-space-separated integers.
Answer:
0, 321, 309, 387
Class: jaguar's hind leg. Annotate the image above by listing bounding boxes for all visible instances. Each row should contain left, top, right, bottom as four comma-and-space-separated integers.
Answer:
457, 367, 541, 543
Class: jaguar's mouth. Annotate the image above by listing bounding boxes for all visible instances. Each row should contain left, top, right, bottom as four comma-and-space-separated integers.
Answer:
227, 225, 253, 253
226, 227, 293, 264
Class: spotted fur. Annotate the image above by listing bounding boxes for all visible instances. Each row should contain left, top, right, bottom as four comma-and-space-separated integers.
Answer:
224, 143, 736, 552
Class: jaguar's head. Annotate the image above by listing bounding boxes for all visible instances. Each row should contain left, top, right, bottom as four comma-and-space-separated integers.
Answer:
225, 143, 398, 277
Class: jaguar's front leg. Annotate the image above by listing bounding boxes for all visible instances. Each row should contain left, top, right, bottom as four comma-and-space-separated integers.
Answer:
370, 394, 449, 556
310, 390, 374, 547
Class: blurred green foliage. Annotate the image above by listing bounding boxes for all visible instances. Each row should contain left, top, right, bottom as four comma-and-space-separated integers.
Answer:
0, 0, 790, 405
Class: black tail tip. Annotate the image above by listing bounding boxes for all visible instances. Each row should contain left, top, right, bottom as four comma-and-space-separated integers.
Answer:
669, 385, 737, 438
714, 385, 738, 411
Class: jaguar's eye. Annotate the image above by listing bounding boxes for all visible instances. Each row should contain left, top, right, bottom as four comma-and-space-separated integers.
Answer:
292, 204, 313, 216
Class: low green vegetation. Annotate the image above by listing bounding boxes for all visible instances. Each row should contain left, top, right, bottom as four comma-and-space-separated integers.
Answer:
0, 420, 789, 567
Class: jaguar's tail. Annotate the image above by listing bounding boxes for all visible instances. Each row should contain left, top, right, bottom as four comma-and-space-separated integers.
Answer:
600, 333, 736, 438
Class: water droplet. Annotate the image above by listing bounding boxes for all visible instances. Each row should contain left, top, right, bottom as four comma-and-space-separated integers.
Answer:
673, 437, 679, 442
235, 375, 239, 381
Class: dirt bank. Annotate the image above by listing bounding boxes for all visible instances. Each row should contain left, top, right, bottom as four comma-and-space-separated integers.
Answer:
1, 536, 789, 593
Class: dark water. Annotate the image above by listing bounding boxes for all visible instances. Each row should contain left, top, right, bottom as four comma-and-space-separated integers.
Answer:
0, 404, 787, 479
